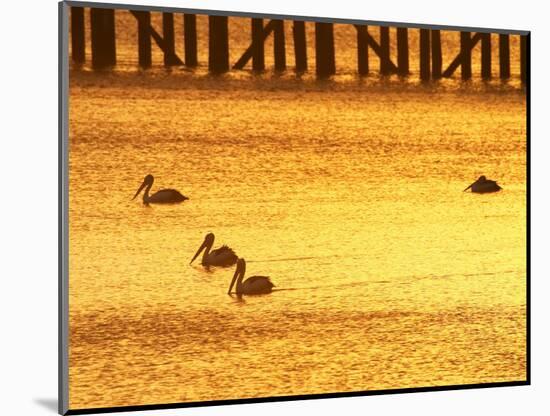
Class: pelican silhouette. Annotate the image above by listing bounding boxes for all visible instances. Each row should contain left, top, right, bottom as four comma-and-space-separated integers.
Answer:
190, 233, 238, 268
463, 176, 502, 193
228, 258, 275, 295
132, 174, 188, 204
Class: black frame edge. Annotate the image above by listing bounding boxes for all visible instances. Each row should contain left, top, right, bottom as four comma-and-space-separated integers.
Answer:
65, 381, 530, 415
525, 32, 531, 386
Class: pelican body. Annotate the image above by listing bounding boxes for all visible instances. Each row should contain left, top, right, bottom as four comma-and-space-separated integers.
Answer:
133, 174, 189, 204
190, 233, 237, 268
463, 176, 502, 193
228, 258, 275, 295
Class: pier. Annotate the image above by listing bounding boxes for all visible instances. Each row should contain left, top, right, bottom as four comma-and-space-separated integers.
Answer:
70, 6, 528, 83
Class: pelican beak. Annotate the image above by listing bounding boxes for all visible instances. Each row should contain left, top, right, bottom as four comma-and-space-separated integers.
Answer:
132, 180, 146, 200
463, 181, 475, 192
228, 266, 239, 294
190, 239, 207, 265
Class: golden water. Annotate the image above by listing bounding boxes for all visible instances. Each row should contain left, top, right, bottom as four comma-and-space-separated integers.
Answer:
68, 10, 526, 410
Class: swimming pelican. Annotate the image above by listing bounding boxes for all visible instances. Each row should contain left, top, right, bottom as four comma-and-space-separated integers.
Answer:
463, 176, 502, 193
132, 174, 188, 204
190, 233, 238, 268
228, 258, 275, 295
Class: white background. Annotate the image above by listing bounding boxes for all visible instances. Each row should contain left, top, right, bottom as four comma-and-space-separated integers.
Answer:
1, 0, 547, 415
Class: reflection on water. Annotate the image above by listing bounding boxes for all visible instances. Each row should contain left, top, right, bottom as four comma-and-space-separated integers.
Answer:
68, 10, 526, 410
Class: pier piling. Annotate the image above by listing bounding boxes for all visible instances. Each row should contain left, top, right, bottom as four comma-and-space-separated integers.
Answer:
419, 29, 430, 81
209, 16, 229, 73
184, 14, 198, 67
379, 27, 391, 75
315, 22, 336, 78
251, 19, 265, 71
356, 25, 369, 75
431, 29, 442, 79
460, 31, 472, 80
498, 34, 510, 79
70, 7, 85, 63
273, 20, 286, 71
136, 11, 152, 68
162, 13, 178, 66
130, 10, 183, 66
71, 7, 526, 84
293, 21, 308, 72
90, 8, 116, 68
233, 20, 277, 70
396, 27, 409, 75
520, 35, 527, 84
481, 33, 491, 79
442, 32, 480, 78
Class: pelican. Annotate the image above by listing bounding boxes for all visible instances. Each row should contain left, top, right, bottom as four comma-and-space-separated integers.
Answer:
190, 233, 238, 268
228, 258, 275, 295
463, 175, 502, 193
132, 174, 188, 204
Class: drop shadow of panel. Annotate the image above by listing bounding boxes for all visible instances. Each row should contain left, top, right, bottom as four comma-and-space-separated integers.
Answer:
34, 398, 58, 413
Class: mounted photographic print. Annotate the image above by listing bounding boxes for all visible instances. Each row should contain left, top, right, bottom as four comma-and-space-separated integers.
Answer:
59, 1, 529, 414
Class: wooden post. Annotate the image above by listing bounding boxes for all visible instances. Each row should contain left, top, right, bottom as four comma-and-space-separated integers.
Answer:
315, 22, 335, 78
90, 8, 116, 69
293, 21, 307, 72
498, 34, 510, 79
441, 33, 481, 78
251, 18, 265, 71
460, 31, 472, 80
184, 14, 198, 67
70, 7, 85, 63
379, 26, 391, 75
481, 33, 491, 79
273, 20, 286, 71
419, 28, 430, 81
356, 25, 369, 75
209, 16, 229, 73
233, 20, 277, 70
520, 35, 527, 84
136, 11, 151, 68
129, 10, 183, 66
396, 27, 408, 75
431, 29, 442, 79
162, 13, 178, 66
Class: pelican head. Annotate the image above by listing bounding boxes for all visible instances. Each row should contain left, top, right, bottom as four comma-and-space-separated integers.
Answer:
228, 258, 245, 294
190, 233, 215, 264
132, 174, 154, 200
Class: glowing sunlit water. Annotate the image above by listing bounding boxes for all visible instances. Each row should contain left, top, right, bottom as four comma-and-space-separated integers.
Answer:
68, 10, 526, 410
